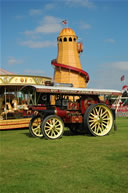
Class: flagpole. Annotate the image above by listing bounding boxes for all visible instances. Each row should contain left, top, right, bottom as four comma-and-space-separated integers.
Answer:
67, 20, 68, 28
62, 20, 68, 28
124, 78, 125, 86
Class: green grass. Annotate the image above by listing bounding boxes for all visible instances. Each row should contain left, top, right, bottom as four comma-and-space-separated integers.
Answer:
0, 117, 128, 193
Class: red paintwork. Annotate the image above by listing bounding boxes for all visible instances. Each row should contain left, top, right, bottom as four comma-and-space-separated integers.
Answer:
62, 114, 83, 124
28, 96, 100, 124
28, 91, 119, 124
55, 107, 83, 123
80, 97, 99, 114
68, 102, 79, 110
56, 107, 67, 117
30, 106, 46, 111
71, 115, 83, 123
51, 60, 89, 82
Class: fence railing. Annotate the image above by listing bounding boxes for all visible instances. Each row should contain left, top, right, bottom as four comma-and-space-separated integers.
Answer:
111, 97, 128, 117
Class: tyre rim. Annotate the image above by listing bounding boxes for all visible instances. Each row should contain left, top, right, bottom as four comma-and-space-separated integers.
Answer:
44, 117, 63, 139
88, 105, 113, 136
32, 117, 43, 137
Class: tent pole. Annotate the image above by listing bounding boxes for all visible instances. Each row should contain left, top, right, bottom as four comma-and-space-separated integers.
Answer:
5, 86, 7, 120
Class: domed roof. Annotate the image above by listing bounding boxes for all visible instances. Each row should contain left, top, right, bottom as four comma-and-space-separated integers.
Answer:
59, 28, 77, 37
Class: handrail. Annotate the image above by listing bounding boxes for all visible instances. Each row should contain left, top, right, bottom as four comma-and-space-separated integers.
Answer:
51, 59, 89, 83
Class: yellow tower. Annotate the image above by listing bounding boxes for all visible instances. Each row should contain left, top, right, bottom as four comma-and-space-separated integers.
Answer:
51, 28, 89, 88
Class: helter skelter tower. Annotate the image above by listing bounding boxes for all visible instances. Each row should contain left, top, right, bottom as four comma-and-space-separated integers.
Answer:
51, 28, 89, 88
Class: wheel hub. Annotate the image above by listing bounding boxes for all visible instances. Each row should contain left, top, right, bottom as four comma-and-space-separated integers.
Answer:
94, 116, 102, 123
52, 126, 56, 130
99, 117, 103, 123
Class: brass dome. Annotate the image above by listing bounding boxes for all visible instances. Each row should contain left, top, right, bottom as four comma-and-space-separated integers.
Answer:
59, 28, 77, 37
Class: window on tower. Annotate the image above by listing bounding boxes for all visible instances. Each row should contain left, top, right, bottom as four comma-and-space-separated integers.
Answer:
64, 37, 67, 42
69, 37, 72, 42
74, 38, 76, 42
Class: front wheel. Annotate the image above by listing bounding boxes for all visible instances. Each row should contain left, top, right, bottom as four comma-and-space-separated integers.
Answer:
29, 116, 43, 138
84, 104, 113, 136
41, 115, 64, 140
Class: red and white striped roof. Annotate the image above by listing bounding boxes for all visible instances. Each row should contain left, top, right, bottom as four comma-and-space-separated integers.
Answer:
0, 68, 14, 75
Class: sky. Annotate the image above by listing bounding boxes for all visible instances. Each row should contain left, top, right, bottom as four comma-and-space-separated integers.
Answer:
1, 0, 128, 90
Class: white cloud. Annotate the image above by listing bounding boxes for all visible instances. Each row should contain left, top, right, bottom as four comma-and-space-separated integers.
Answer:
111, 61, 128, 71
24, 30, 34, 35
24, 16, 62, 35
64, 0, 95, 8
8, 57, 23, 65
104, 38, 115, 43
16, 15, 25, 19
80, 22, 91, 30
44, 3, 55, 10
36, 23, 61, 33
20, 40, 56, 48
29, 9, 42, 16
88, 61, 128, 90
24, 69, 45, 75
40, 15, 61, 25
28, 3, 55, 16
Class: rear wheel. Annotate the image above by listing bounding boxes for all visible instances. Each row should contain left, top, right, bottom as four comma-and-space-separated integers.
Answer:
41, 115, 64, 140
84, 104, 113, 136
29, 116, 43, 138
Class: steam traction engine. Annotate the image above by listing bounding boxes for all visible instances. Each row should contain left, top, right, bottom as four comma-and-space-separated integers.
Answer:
28, 85, 121, 139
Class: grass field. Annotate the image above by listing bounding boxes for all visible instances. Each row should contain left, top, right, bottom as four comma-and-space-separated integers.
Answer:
0, 117, 128, 193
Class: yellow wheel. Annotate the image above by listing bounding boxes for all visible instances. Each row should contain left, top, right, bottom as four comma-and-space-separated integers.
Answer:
84, 104, 113, 136
41, 115, 64, 140
29, 116, 43, 138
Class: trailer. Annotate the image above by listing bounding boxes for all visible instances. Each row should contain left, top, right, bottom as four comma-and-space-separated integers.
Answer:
0, 71, 51, 129
25, 85, 121, 139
